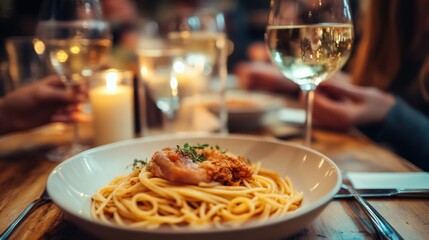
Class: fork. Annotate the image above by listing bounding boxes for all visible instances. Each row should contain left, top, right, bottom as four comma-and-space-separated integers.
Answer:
0, 188, 51, 240
341, 183, 404, 240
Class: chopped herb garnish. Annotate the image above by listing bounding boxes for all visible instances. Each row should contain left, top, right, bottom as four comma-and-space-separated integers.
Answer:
215, 144, 227, 154
176, 143, 209, 163
131, 158, 148, 170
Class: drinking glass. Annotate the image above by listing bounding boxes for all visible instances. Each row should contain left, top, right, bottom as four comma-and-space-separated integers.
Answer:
265, 0, 353, 145
35, 0, 112, 161
138, 45, 189, 134
167, 9, 229, 133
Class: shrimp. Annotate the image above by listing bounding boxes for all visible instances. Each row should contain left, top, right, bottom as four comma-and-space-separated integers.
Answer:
149, 146, 254, 186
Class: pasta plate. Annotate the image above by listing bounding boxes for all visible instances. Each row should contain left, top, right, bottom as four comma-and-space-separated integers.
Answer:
47, 134, 341, 240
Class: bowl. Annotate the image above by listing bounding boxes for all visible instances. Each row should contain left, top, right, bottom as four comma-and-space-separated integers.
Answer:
225, 91, 283, 131
196, 91, 283, 131
47, 134, 341, 240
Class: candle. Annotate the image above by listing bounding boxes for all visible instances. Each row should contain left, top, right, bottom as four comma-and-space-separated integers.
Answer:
89, 70, 134, 146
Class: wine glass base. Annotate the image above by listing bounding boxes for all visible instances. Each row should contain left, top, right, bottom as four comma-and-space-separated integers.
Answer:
47, 144, 89, 162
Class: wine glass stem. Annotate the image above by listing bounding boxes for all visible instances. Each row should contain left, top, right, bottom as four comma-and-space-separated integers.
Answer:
66, 84, 82, 148
304, 89, 315, 146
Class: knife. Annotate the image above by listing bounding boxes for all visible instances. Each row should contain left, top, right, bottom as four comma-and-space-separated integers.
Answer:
335, 188, 429, 198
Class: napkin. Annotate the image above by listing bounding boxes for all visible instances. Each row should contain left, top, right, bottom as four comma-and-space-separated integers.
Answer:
347, 172, 429, 189
277, 108, 305, 125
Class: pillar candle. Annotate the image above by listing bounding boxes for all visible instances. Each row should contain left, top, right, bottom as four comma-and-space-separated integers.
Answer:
89, 71, 134, 146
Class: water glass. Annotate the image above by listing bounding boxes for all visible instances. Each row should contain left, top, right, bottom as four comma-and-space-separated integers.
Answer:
167, 9, 229, 134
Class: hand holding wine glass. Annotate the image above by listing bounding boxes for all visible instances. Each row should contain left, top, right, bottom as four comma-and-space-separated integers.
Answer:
265, 0, 353, 145
35, 0, 112, 161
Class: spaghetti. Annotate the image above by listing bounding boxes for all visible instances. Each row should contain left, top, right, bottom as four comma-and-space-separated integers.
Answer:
91, 145, 303, 229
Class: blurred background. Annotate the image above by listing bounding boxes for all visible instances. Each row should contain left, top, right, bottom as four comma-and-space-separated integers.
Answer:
0, 0, 267, 94
2, 0, 427, 163
0, 0, 362, 96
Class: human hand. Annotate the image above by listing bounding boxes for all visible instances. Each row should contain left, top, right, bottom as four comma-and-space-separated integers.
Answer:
234, 61, 300, 95
311, 79, 396, 131
0, 75, 86, 135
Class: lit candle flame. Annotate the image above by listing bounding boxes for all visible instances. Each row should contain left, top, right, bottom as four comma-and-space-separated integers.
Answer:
106, 71, 119, 92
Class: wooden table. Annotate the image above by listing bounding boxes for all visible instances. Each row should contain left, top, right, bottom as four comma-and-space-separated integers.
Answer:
0, 121, 428, 240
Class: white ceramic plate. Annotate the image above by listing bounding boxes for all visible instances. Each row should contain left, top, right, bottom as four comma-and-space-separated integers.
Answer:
47, 134, 341, 240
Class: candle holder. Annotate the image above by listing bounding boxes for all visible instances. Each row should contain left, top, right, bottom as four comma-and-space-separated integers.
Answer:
89, 69, 134, 146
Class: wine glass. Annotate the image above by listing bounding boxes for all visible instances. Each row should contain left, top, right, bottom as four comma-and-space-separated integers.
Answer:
34, 0, 112, 161
167, 9, 229, 133
265, 0, 353, 145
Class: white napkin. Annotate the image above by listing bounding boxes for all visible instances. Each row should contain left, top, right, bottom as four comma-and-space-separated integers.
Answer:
277, 108, 305, 124
347, 172, 429, 189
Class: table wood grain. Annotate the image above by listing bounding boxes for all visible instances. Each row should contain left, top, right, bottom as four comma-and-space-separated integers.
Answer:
0, 122, 428, 240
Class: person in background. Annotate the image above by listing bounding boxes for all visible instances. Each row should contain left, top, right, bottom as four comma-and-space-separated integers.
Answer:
0, 75, 82, 135
235, 0, 429, 171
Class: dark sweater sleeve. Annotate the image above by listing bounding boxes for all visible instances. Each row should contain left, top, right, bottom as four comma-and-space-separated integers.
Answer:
358, 97, 429, 171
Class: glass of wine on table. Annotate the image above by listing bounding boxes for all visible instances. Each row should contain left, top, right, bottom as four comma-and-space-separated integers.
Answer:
265, 0, 354, 145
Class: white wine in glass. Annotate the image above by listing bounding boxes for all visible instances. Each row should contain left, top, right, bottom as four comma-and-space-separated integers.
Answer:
266, 0, 353, 145
35, 0, 111, 161
44, 36, 111, 84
